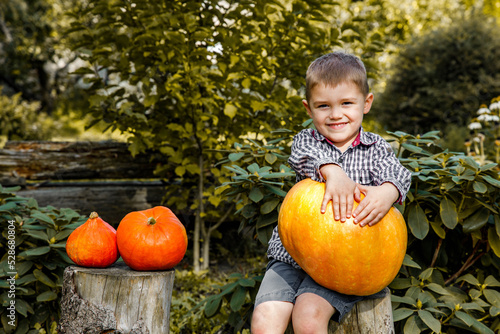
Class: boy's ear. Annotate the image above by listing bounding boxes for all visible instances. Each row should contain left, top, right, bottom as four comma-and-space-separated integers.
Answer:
363, 93, 374, 114
302, 99, 313, 117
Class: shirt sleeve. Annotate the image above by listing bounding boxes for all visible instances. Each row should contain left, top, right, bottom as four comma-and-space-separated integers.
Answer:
288, 129, 341, 182
370, 139, 412, 204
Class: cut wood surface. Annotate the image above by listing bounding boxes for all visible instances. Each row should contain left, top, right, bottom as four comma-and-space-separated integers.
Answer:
58, 263, 175, 334
286, 288, 394, 334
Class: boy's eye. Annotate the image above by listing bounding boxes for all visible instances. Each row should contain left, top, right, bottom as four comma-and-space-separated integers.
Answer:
317, 104, 329, 109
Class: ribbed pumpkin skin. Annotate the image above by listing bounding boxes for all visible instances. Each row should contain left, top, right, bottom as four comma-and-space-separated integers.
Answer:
66, 212, 119, 268
116, 206, 188, 271
278, 178, 407, 296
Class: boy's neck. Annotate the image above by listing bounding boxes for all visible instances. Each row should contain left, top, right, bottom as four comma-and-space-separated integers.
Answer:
322, 129, 362, 151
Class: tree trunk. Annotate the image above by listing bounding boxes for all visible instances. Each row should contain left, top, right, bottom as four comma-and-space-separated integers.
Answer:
286, 288, 395, 334
58, 263, 175, 334
193, 155, 204, 272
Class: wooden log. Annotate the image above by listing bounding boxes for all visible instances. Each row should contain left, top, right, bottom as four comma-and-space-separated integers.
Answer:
286, 288, 394, 334
58, 263, 175, 334
0, 140, 159, 184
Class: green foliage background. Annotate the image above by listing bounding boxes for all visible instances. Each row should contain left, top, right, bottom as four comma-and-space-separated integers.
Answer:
372, 14, 500, 150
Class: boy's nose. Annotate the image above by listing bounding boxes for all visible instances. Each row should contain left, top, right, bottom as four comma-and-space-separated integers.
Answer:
329, 107, 342, 119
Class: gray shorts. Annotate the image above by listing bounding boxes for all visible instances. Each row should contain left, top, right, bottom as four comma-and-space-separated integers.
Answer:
254, 259, 387, 322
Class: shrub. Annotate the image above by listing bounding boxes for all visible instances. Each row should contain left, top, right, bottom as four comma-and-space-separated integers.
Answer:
0, 185, 85, 334
207, 126, 500, 333
372, 15, 500, 146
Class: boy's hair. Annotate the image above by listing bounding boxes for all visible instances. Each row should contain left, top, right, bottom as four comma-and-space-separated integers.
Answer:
305, 52, 369, 102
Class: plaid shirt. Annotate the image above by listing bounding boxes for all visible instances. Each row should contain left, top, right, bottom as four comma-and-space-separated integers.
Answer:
267, 127, 412, 268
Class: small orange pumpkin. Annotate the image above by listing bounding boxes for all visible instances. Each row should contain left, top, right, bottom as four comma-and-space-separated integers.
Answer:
116, 206, 188, 271
66, 212, 119, 268
278, 178, 407, 296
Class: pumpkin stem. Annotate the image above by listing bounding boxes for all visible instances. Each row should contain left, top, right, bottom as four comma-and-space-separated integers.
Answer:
89, 212, 99, 219
147, 217, 157, 225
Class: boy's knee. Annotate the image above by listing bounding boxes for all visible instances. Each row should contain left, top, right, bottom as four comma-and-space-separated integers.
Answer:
251, 301, 293, 334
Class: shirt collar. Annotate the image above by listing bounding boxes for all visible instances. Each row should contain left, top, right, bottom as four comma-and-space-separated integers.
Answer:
311, 127, 377, 147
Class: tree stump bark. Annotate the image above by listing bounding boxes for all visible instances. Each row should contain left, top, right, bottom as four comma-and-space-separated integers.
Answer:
286, 288, 394, 334
58, 263, 175, 334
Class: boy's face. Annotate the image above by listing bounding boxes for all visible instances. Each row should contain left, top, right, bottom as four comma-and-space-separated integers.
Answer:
303, 81, 373, 152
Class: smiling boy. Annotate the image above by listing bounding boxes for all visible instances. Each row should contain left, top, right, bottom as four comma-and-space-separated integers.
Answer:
251, 52, 412, 333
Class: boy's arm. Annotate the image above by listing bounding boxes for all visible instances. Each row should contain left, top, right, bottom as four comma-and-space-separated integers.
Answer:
288, 130, 357, 222
353, 139, 412, 226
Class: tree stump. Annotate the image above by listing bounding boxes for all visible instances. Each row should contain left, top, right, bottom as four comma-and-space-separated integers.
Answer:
58, 263, 175, 334
286, 288, 394, 334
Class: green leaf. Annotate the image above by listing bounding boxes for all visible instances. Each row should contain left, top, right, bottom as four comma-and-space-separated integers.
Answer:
224, 103, 237, 119
457, 274, 480, 286
230, 285, 247, 312
483, 289, 500, 308
238, 278, 256, 288
484, 275, 500, 287
204, 296, 222, 318
481, 175, 500, 187
33, 269, 56, 288
37, 290, 58, 302
229, 152, 245, 162
391, 295, 416, 305
393, 308, 414, 322
15, 298, 34, 317
488, 227, 500, 258
427, 283, 451, 295
403, 254, 422, 269
260, 198, 281, 214
24, 229, 49, 242
265, 152, 278, 164
462, 208, 490, 233
263, 184, 288, 197
390, 278, 412, 290
418, 309, 441, 333
19, 246, 51, 257
419, 268, 434, 280
473, 181, 488, 193
440, 197, 458, 229
408, 203, 429, 240
455, 310, 474, 326
175, 166, 186, 177
402, 143, 424, 153
249, 187, 264, 203
404, 315, 424, 334
247, 163, 260, 174
256, 212, 278, 229
31, 211, 55, 226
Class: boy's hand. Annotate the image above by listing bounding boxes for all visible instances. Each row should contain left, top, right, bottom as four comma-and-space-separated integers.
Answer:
320, 164, 360, 222
352, 183, 399, 227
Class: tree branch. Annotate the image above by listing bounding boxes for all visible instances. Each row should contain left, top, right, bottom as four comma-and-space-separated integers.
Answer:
445, 240, 485, 285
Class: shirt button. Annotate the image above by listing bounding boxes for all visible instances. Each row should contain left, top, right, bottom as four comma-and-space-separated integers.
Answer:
338, 157, 343, 163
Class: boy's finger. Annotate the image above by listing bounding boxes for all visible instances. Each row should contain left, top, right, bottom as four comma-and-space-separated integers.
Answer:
320, 195, 330, 214
339, 197, 347, 222
346, 195, 354, 219
331, 197, 340, 221
353, 200, 368, 224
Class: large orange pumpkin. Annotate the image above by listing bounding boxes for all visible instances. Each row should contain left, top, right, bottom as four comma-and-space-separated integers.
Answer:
278, 178, 407, 296
66, 212, 119, 268
116, 206, 188, 271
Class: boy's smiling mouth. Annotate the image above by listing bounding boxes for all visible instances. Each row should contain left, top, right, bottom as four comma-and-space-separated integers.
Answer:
328, 122, 348, 129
